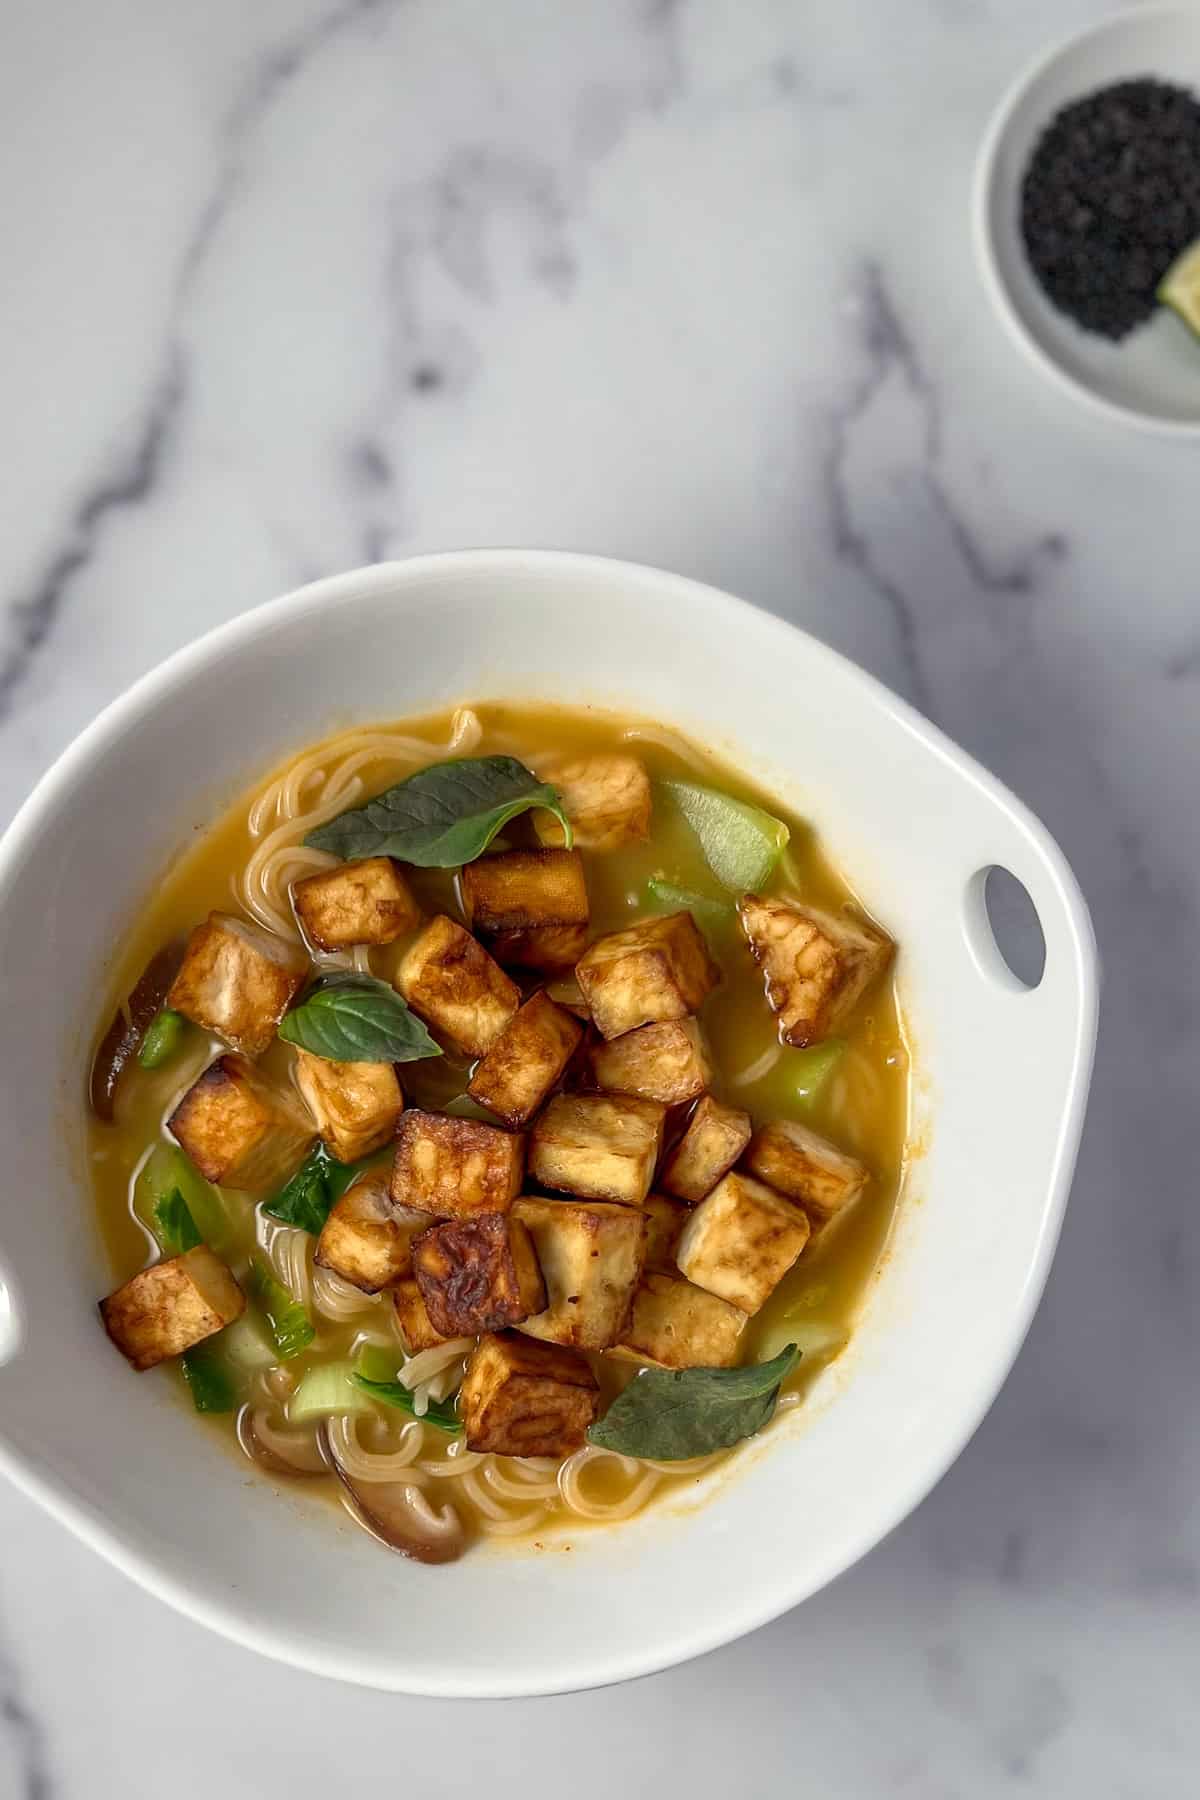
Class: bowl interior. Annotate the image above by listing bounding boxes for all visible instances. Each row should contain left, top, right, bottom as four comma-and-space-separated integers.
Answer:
0, 555, 1095, 1693
976, 6, 1200, 429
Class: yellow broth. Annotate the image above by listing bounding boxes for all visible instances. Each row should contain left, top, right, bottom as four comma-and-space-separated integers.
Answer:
89, 704, 909, 1545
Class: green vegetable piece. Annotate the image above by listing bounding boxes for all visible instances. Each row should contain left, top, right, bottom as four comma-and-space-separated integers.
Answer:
251, 1258, 316, 1362
355, 1343, 399, 1384
181, 1345, 237, 1413
152, 1186, 202, 1256
263, 1143, 363, 1234
351, 1374, 462, 1434
278, 972, 442, 1064
660, 779, 789, 892
289, 1360, 374, 1422
135, 1145, 233, 1257
138, 1008, 188, 1070
644, 877, 733, 927
588, 1344, 800, 1461
219, 1312, 279, 1372
792, 1038, 845, 1105
305, 755, 572, 867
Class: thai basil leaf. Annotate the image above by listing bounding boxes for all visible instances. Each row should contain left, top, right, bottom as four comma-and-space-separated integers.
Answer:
152, 1186, 202, 1256
278, 973, 442, 1064
262, 1143, 364, 1234
305, 756, 572, 867
251, 1258, 315, 1361
588, 1344, 800, 1460
181, 1344, 237, 1413
351, 1374, 462, 1434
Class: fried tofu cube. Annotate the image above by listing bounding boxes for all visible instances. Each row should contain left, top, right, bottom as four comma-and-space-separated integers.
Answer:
487, 922, 590, 973
640, 1191, 691, 1268
392, 1278, 452, 1353
532, 754, 652, 851
291, 857, 420, 952
528, 1093, 665, 1206
575, 912, 719, 1040
293, 1050, 403, 1163
462, 848, 589, 933
100, 1246, 245, 1371
461, 1331, 600, 1456
391, 1109, 524, 1218
590, 1018, 711, 1105
738, 894, 893, 1047
611, 1270, 746, 1369
167, 912, 309, 1055
660, 1094, 752, 1203
676, 1171, 811, 1315
395, 915, 519, 1057
314, 1173, 428, 1294
168, 1055, 315, 1191
467, 992, 583, 1129
744, 1119, 868, 1225
513, 1196, 646, 1350
413, 1214, 546, 1336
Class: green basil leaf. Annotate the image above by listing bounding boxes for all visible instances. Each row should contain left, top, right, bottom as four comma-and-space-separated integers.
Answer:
181, 1344, 237, 1413
152, 1186, 202, 1256
588, 1344, 800, 1461
278, 973, 442, 1064
251, 1258, 315, 1361
305, 756, 572, 866
351, 1373, 462, 1434
262, 1143, 363, 1234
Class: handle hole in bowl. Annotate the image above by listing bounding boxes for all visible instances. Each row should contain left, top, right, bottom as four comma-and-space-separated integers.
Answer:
0, 1259, 22, 1369
965, 865, 1046, 992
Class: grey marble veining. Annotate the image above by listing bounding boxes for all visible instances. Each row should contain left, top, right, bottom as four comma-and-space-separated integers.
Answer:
0, 0, 1197, 1793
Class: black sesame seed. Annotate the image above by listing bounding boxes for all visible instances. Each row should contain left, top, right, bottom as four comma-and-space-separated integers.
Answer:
1020, 78, 1200, 339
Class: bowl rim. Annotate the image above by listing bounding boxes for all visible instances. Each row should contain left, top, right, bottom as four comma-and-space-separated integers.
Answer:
971, 1, 1200, 438
0, 550, 1099, 1694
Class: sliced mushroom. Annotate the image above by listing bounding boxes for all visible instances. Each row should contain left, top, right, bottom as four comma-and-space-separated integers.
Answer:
317, 1422, 466, 1564
89, 941, 184, 1121
237, 1406, 327, 1477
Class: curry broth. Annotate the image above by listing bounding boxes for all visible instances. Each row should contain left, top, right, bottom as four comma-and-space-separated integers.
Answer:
90, 703, 909, 1540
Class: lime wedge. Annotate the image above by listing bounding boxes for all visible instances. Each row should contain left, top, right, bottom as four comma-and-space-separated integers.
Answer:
1158, 239, 1200, 340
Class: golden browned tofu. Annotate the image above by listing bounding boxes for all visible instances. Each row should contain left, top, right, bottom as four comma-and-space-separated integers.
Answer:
395, 915, 519, 1057
590, 1018, 711, 1105
660, 1094, 752, 1203
532, 754, 652, 851
314, 1173, 429, 1294
293, 1050, 403, 1163
167, 912, 309, 1056
611, 1269, 746, 1369
487, 922, 589, 973
100, 1247, 245, 1371
744, 1118, 868, 1225
676, 1171, 811, 1315
292, 856, 420, 951
462, 848, 589, 933
392, 1278, 451, 1353
513, 1196, 646, 1350
390, 1109, 524, 1218
168, 1055, 315, 1191
528, 1093, 665, 1206
461, 1331, 599, 1456
575, 912, 719, 1041
467, 991, 583, 1129
413, 1214, 546, 1336
640, 1191, 690, 1268
738, 894, 893, 1047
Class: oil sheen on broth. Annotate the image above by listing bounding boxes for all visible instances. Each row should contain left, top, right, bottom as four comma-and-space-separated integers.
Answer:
90, 703, 909, 1552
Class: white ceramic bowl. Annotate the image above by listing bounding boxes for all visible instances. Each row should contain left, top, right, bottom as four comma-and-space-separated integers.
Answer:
0, 553, 1097, 1695
973, 4, 1200, 434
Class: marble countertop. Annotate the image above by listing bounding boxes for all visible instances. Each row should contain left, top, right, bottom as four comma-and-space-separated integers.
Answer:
1, 1, 1196, 1792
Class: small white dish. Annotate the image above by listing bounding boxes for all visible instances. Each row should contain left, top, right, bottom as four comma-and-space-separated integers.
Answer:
973, 4, 1200, 434
0, 553, 1097, 1694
